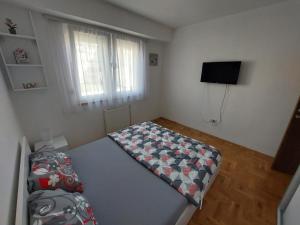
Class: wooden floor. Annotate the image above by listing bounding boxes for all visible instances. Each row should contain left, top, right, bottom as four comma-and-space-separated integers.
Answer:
153, 118, 292, 225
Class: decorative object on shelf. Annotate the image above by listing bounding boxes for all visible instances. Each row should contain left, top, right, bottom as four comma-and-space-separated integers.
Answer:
22, 82, 37, 89
5, 18, 17, 34
0, 10, 48, 92
14, 48, 30, 64
149, 53, 158, 66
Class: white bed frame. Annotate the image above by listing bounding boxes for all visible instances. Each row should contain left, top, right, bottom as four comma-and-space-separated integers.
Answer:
15, 137, 31, 225
175, 162, 221, 225
14, 136, 221, 225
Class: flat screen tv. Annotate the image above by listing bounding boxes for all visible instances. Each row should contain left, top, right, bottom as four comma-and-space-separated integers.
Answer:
200, 61, 241, 84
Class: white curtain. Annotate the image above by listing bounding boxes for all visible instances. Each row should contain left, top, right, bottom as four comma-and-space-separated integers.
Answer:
48, 20, 146, 112
113, 34, 147, 105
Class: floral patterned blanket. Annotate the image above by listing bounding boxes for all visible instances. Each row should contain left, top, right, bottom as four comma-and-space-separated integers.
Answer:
108, 121, 222, 207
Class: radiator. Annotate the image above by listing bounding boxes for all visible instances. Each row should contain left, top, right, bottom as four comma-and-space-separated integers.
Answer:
103, 104, 132, 134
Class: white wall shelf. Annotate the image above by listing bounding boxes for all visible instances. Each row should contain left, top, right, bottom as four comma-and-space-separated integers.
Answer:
0, 10, 48, 92
6, 63, 43, 67
0, 32, 36, 40
14, 87, 48, 92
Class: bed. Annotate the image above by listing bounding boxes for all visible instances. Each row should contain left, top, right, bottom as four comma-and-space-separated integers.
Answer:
15, 122, 221, 225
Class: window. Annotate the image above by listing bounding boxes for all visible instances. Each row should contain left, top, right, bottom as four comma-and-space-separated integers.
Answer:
74, 31, 109, 97
115, 38, 141, 93
69, 25, 146, 105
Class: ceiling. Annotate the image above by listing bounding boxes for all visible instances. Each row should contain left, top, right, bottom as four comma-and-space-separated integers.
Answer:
104, 0, 286, 28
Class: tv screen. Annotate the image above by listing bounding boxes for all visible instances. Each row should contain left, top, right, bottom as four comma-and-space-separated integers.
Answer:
200, 61, 241, 84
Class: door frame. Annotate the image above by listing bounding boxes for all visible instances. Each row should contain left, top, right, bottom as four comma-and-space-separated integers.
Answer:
272, 96, 300, 173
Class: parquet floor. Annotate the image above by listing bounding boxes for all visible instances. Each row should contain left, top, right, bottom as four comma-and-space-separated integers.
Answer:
153, 117, 292, 225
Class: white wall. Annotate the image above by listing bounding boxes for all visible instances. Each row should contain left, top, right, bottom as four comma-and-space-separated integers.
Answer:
161, 1, 300, 156
0, 70, 23, 225
1, 0, 173, 41
7, 8, 165, 147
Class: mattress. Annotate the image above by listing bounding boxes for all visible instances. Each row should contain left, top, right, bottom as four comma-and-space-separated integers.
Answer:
69, 137, 189, 225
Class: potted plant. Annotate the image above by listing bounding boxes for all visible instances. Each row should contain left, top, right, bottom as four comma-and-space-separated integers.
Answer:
5, 18, 17, 34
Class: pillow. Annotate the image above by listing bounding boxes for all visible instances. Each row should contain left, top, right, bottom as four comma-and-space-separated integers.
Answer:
30, 150, 71, 166
28, 189, 98, 225
28, 150, 83, 193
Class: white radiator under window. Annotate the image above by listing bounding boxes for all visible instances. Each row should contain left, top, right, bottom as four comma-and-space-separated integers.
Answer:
103, 104, 132, 134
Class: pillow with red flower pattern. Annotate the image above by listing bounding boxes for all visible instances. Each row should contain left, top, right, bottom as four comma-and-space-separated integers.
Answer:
28, 150, 83, 193
28, 189, 98, 225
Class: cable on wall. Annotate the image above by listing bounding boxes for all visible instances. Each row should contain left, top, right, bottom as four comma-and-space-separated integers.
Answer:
199, 84, 230, 126
199, 83, 212, 124
217, 84, 229, 124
